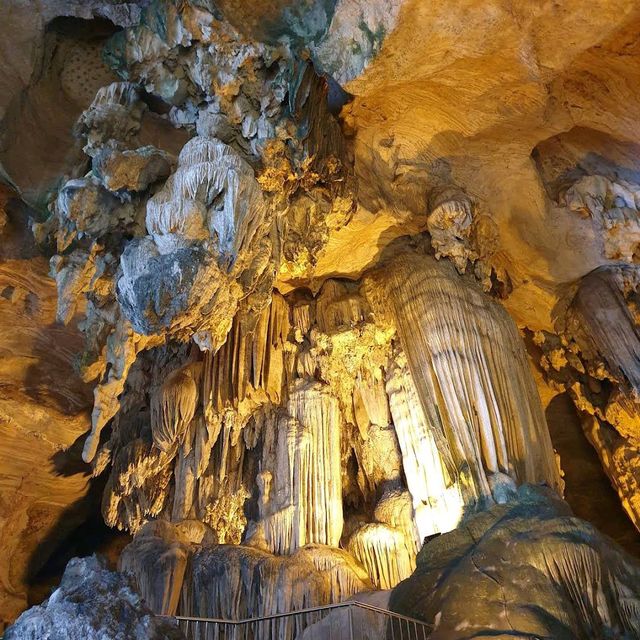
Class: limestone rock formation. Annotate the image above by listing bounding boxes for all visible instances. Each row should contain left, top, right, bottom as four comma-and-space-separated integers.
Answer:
118, 519, 372, 630
100, 252, 565, 620
2, 0, 640, 633
366, 251, 563, 508
390, 485, 640, 639
4, 556, 185, 640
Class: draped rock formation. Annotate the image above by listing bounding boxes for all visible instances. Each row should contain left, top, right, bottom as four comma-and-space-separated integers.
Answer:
366, 252, 563, 506
105, 251, 566, 624
533, 264, 640, 529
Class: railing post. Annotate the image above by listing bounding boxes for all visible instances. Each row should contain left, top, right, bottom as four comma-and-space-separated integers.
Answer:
348, 604, 354, 640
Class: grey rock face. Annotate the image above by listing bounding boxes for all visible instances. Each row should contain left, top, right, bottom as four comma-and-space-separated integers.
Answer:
5, 556, 185, 640
390, 485, 640, 639
117, 240, 204, 335
312, 0, 403, 87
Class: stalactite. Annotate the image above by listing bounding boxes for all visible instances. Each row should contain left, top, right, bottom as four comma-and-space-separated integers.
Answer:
197, 411, 251, 544
535, 265, 640, 528
201, 292, 290, 416
352, 372, 391, 439
316, 280, 367, 333
346, 489, 418, 589
102, 438, 175, 532
366, 252, 562, 506
566, 265, 640, 394
171, 445, 197, 521
150, 362, 201, 453
350, 367, 404, 503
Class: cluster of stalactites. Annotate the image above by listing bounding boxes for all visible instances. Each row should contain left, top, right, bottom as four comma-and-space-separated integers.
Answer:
364, 252, 563, 505
201, 291, 290, 416
106, 249, 568, 607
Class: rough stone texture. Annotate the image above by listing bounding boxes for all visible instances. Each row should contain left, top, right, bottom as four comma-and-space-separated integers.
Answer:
390, 485, 640, 639
317, 0, 640, 326
4, 555, 185, 640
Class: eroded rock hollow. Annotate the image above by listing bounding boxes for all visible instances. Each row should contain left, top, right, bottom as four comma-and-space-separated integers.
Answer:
1, 0, 640, 637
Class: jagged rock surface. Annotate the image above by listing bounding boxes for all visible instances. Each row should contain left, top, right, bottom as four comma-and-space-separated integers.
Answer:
5, 556, 185, 640
532, 264, 640, 529
390, 485, 640, 639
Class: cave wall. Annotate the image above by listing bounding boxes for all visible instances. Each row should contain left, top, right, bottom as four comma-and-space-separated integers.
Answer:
0, 192, 93, 624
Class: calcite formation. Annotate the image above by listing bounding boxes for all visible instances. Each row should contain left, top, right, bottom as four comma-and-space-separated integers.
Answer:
2, 0, 640, 634
390, 485, 640, 639
367, 252, 562, 503
103, 251, 565, 623
532, 264, 640, 529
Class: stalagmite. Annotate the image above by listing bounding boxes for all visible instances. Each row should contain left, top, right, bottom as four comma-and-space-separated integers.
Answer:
366, 252, 562, 506
254, 381, 344, 553
385, 353, 465, 540
183, 544, 371, 637
119, 521, 194, 616
347, 523, 415, 590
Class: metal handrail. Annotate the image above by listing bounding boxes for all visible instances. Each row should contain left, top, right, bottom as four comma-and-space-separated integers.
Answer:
174, 601, 432, 628
172, 600, 434, 640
